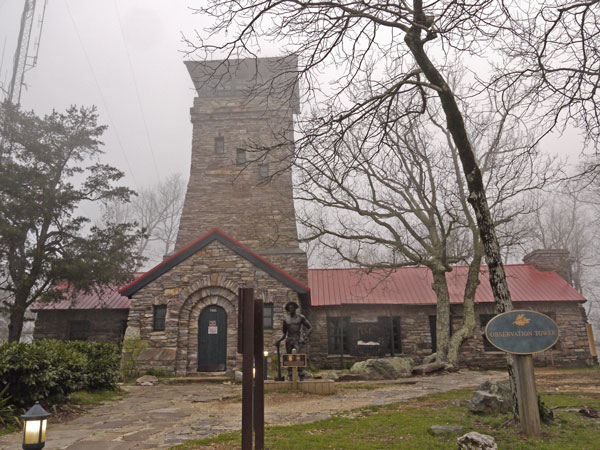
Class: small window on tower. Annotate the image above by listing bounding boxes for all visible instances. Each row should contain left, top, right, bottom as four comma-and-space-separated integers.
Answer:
214, 136, 224, 154
236, 148, 246, 165
258, 163, 269, 178
264, 303, 274, 329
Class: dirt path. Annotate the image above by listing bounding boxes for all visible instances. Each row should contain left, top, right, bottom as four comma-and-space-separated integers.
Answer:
0, 370, 508, 449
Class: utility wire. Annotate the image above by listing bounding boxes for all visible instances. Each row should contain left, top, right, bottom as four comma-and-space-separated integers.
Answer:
112, 0, 161, 180
63, 0, 139, 189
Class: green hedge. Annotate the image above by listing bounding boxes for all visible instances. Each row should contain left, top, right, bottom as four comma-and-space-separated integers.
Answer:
0, 340, 120, 409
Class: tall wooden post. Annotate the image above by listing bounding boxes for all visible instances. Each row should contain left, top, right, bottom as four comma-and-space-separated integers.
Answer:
253, 300, 265, 450
515, 354, 542, 437
240, 288, 254, 450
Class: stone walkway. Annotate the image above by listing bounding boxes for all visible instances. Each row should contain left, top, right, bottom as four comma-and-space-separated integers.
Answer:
0, 370, 505, 449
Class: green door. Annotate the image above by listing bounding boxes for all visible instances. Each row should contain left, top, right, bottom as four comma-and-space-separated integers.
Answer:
198, 305, 227, 371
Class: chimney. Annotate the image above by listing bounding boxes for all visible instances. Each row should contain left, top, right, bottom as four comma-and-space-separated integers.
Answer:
523, 249, 572, 284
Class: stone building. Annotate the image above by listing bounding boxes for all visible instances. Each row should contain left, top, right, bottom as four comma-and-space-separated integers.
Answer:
32, 57, 598, 372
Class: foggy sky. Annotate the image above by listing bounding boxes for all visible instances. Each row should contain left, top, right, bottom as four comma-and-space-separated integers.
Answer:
0, 0, 587, 200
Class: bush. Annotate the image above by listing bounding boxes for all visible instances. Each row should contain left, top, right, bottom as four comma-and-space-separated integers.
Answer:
0, 340, 120, 409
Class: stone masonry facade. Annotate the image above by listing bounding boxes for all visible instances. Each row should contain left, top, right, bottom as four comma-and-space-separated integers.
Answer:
308, 300, 595, 370
126, 240, 303, 375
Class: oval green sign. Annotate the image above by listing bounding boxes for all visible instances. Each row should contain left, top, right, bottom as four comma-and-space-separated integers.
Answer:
485, 310, 559, 355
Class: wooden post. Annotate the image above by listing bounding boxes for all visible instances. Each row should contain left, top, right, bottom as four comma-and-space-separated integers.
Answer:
291, 349, 298, 390
240, 288, 254, 450
515, 354, 541, 437
253, 299, 265, 450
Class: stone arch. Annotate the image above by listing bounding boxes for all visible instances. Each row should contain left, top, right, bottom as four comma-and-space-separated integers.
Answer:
174, 275, 238, 375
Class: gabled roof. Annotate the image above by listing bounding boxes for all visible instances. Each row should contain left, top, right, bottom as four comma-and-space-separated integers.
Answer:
308, 265, 586, 307
119, 228, 310, 298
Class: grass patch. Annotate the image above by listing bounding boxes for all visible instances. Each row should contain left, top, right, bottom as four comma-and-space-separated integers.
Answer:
68, 389, 125, 406
171, 389, 600, 450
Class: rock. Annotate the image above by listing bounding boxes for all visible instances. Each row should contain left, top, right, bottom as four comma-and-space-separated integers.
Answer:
476, 380, 512, 402
350, 357, 414, 380
234, 371, 243, 383
323, 372, 339, 381
428, 425, 463, 435
457, 432, 497, 450
136, 375, 158, 386
468, 380, 512, 414
466, 391, 505, 414
412, 361, 446, 375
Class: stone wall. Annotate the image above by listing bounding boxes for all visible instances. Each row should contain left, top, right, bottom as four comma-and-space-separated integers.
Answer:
307, 301, 596, 369
127, 239, 303, 375
33, 309, 128, 344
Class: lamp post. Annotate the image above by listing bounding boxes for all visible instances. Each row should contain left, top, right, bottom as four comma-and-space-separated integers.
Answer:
21, 402, 50, 450
263, 350, 269, 380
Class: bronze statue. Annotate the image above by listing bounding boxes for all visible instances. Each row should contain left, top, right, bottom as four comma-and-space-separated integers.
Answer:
276, 301, 312, 380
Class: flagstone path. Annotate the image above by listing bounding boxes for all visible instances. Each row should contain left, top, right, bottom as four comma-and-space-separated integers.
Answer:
0, 370, 506, 449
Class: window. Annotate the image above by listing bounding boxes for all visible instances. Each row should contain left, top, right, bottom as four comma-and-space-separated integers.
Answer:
479, 314, 497, 352
68, 320, 90, 341
327, 316, 351, 354
214, 136, 224, 154
153, 305, 167, 331
236, 148, 246, 165
264, 303, 274, 329
258, 163, 269, 178
378, 316, 402, 354
429, 315, 454, 353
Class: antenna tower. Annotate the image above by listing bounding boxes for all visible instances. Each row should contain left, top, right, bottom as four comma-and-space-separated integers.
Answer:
7, 0, 48, 106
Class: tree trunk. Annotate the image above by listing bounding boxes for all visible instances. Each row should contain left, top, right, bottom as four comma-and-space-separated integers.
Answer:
405, 7, 517, 414
431, 269, 451, 363
7, 303, 25, 342
447, 249, 481, 367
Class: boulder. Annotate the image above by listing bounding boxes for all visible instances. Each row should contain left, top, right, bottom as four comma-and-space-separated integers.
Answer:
337, 373, 363, 382
477, 380, 511, 402
466, 391, 505, 415
350, 357, 414, 380
428, 425, 463, 435
457, 432, 497, 450
135, 375, 158, 386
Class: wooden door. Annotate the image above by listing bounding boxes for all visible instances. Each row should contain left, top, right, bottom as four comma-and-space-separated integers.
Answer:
198, 305, 227, 371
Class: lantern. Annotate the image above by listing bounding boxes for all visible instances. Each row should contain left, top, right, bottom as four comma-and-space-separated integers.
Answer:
263, 350, 269, 380
21, 402, 50, 450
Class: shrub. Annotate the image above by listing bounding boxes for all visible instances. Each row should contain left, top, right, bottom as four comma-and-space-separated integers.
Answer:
0, 340, 120, 409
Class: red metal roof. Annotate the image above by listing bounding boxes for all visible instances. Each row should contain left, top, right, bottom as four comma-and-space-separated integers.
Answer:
34, 264, 584, 311
31, 275, 143, 311
32, 284, 131, 311
308, 265, 586, 307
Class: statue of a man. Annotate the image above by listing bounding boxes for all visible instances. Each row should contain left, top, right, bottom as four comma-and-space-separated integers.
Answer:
276, 301, 312, 380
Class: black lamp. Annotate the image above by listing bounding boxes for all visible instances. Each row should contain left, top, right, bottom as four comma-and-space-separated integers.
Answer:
21, 402, 50, 450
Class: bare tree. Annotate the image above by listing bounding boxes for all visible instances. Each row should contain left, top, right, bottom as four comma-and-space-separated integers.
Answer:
190, 0, 589, 415
297, 95, 555, 367
102, 173, 186, 267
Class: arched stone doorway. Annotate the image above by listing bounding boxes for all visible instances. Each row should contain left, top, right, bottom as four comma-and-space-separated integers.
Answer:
197, 304, 227, 371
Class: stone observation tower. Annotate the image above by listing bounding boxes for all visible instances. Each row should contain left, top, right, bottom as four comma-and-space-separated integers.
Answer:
120, 57, 309, 375
175, 56, 307, 283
